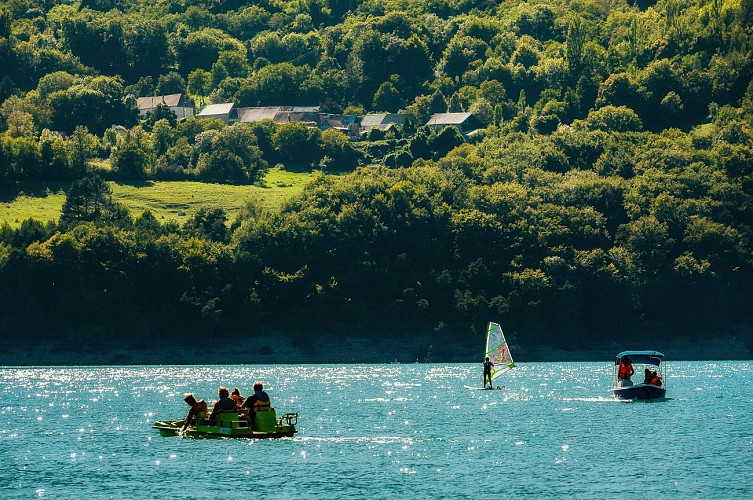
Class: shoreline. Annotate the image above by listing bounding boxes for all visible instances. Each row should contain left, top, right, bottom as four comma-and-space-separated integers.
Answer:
1, 331, 751, 366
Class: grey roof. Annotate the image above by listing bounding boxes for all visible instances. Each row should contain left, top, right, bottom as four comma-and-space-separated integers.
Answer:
237, 106, 321, 124
361, 113, 406, 128
426, 112, 474, 126
197, 103, 235, 117
137, 94, 185, 111
237, 107, 280, 122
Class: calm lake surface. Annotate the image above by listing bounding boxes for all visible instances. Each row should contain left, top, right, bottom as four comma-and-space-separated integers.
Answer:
1, 362, 752, 499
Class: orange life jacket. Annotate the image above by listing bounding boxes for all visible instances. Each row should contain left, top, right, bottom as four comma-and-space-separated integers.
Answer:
618, 364, 633, 379
253, 399, 271, 412
649, 376, 662, 386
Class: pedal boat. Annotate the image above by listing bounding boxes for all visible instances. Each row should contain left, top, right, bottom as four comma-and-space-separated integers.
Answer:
611, 350, 667, 400
153, 408, 298, 439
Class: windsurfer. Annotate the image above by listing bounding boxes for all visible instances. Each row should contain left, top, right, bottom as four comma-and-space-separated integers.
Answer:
483, 356, 494, 388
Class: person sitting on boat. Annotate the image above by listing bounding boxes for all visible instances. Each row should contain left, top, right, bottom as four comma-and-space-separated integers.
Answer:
649, 371, 663, 386
618, 356, 634, 386
242, 381, 272, 429
181, 393, 208, 432
483, 357, 494, 388
643, 368, 653, 384
208, 387, 237, 424
231, 387, 245, 408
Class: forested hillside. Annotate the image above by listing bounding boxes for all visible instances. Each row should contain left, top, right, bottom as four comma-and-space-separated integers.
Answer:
1, 0, 752, 353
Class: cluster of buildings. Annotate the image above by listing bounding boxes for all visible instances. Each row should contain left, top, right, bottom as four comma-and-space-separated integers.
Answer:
136, 94, 483, 140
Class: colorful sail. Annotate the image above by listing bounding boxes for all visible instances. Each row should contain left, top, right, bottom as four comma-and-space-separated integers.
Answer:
485, 322, 515, 380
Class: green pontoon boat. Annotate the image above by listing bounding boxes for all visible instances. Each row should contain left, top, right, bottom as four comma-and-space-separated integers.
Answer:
153, 408, 298, 439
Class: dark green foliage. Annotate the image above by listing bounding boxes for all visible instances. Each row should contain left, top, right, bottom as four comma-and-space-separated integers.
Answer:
155, 72, 186, 96
184, 207, 229, 243
1, 0, 753, 349
111, 141, 152, 179
60, 175, 118, 225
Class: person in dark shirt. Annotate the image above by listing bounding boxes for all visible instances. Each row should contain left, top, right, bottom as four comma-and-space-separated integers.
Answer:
483, 357, 494, 388
208, 386, 236, 423
181, 393, 208, 432
242, 381, 272, 429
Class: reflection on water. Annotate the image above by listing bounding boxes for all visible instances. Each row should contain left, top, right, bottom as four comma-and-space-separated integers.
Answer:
1, 362, 752, 498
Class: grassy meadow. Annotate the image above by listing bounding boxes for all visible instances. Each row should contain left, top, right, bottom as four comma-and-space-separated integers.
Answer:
0, 167, 317, 228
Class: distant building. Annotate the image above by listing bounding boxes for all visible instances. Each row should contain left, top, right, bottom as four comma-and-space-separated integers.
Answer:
112, 125, 129, 136
360, 113, 406, 134
319, 114, 360, 139
425, 112, 482, 135
235, 106, 359, 139
136, 94, 194, 119
236, 106, 320, 125
197, 103, 237, 125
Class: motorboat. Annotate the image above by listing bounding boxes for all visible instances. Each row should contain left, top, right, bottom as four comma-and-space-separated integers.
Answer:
611, 350, 667, 400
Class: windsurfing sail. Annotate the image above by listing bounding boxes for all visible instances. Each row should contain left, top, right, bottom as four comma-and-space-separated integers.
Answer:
485, 322, 515, 380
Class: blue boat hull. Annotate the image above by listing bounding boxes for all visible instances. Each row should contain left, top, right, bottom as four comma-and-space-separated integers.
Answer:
612, 383, 666, 400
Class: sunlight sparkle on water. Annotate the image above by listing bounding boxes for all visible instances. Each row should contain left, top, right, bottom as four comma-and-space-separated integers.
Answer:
2, 363, 752, 497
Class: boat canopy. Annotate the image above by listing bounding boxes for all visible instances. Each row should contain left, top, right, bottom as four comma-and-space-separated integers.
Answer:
614, 350, 664, 366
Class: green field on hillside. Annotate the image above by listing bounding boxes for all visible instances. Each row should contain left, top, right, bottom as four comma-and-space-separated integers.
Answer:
0, 167, 316, 228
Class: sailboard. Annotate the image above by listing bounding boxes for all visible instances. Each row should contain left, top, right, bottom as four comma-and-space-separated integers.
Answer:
469, 321, 514, 390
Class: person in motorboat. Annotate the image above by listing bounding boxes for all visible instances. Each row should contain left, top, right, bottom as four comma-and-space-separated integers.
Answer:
231, 387, 245, 408
242, 381, 272, 429
208, 387, 237, 424
643, 368, 652, 384
181, 393, 208, 432
483, 356, 494, 388
649, 371, 663, 386
618, 356, 634, 386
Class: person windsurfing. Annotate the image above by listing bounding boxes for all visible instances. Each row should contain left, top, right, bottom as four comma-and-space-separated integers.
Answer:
483, 356, 494, 388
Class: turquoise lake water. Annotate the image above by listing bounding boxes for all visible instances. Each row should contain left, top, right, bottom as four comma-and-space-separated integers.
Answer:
1, 362, 752, 499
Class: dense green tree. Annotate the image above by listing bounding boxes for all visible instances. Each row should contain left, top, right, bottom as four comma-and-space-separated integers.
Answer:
273, 121, 320, 165
111, 139, 152, 179
184, 207, 229, 243
60, 175, 118, 225
235, 63, 316, 106
585, 105, 643, 133
319, 129, 358, 170
175, 28, 245, 74
129, 22, 170, 79
373, 81, 402, 112
155, 72, 187, 96
67, 125, 98, 176
39, 131, 71, 178
48, 76, 136, 134
188, 69, 212, 106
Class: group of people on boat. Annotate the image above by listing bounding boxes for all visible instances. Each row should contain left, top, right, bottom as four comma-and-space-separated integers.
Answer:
617, 356, 662, 387
181, 382, 271, 432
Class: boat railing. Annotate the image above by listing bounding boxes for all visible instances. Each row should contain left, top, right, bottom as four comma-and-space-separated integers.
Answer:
279, 412, 298, 426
